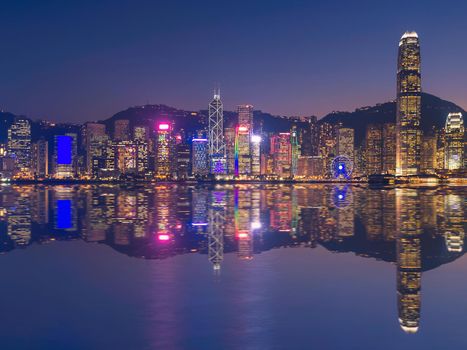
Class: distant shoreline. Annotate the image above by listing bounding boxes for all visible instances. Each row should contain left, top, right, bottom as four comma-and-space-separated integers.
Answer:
4, 178, 466, 187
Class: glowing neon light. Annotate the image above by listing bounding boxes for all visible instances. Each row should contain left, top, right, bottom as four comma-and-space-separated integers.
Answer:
238, 125, 248, 133
234, 127, 240, 177
251, 135, 261, 143
192, 138, 208, 142
157, 234, 170, 241
158, 123, 170, 130
238, 232, 249, 239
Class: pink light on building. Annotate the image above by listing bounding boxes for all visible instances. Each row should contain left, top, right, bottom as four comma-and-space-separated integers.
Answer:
157, 234, 170, 241
158, 123, 170, 131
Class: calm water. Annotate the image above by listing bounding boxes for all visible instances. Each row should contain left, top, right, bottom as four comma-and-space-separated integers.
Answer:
0, 183, 466, 350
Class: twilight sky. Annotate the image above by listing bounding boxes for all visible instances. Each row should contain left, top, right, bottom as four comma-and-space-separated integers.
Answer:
0, 0, 466, 123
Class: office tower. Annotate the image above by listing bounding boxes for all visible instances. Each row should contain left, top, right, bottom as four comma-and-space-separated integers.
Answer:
133, 125, 149, 142
365, 124, 383, 175
83, 122, 107, 175
235, 125, 251, 176
420, 133, 437, 173
175, 142, 190, 179
155, 123, 173, 178
382, 123, 396, 174
7, 118, 32, 177
444, 112, 464, 170
396, 31, 422, 176
251, 135, 261, 176
135, 141, 149, 175
318, 122, 338, 178
115, 141, 137, 174
113, 119, 130, 141
270, 133, 292, 178
337, 128, 354, 160
353, 144, 366, 177
237, 104, 254, 130
53, 133, 77, 178
32, 139, 49, 178
300, 116, 319, 156
208, 90, 226, 174
290, 126, 300, 176
224, 127, 236, 175
192, 136, 209, 176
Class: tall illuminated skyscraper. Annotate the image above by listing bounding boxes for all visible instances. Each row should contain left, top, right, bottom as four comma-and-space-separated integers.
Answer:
444, 112, 464, 170
53, 133, 77, 178
7, 118, 32, 177
208, 89, 226, 174
155, 122, 173, 178
234, 105, 254, 176
396, 31, 422, 176
237, 104, 254, 130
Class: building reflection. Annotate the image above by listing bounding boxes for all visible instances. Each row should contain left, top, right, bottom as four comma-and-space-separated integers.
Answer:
0, 183, 465, 333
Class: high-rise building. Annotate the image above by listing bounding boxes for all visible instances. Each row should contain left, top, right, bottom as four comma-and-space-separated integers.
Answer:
7, 118, 32, 177
208, 90, 226, 174
382, 123, 396, 174
444, 112, 464, 170
234, 105, 254, 177
175, 142, 190, 179
420, 133, 437, 173
337, 128, 354, 161
83, 122, 107, 175
224, 127, 236, 175
113, 119, 130, 141
53, 133, 77, 178
133, 125, 149, 142
396, 31, 422, 176
155, 122, 173, 178
192, 137, 209, 176
237, 104, 254, 130
251, 135, 261, 176
366, 124, 383, 175
32, 139, 49, 179
270, 133, 292, 178
235, 125, 251, 176
290, 126, 300, 177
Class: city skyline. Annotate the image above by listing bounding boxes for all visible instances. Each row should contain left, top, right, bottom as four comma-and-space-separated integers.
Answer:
0, 0, 467, 122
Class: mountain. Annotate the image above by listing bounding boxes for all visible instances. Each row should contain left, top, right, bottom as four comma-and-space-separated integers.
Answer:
0, 92, 464, 144
320, 92, 466, 143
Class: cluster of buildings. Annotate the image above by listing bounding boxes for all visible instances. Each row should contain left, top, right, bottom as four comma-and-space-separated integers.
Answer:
0, 31, 465, 182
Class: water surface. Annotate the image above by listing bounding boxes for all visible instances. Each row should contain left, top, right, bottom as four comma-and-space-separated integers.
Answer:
0, 184, 466, 349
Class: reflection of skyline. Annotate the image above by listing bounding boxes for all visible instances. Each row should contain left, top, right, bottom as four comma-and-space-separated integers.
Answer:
0, 184, 465, 333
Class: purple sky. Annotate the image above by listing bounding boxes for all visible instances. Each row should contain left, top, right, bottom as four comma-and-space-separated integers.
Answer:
0, 0, 466, 122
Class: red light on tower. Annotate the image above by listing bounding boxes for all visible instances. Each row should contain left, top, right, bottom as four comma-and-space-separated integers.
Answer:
158, 123, 170, 131
238, 125, 248, 133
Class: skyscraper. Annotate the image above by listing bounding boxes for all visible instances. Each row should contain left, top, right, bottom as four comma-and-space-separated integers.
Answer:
365, 124, 383, 175
113, 119, 130, 141
251, 135, 261, 176
155, 122, 173, 178
7, 118, 32, 177
237, 104, 254, 130
53, 133, 77, 178
444, 112, 464, 170
396, 31, 422, 176
382, 123, 396, 174
208, 89, 226, 174
192, 137, 209, 176
337, 128, 354, 161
